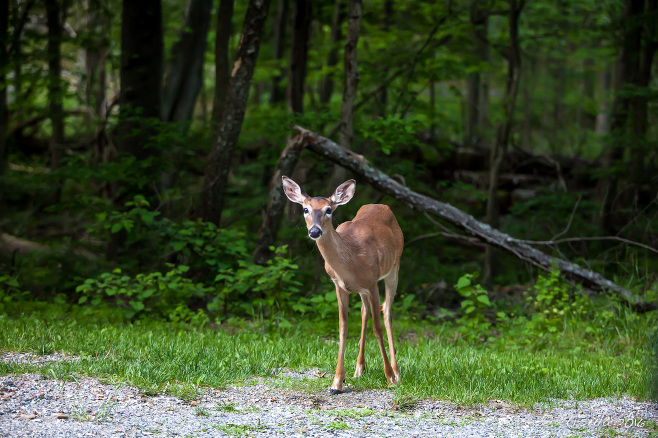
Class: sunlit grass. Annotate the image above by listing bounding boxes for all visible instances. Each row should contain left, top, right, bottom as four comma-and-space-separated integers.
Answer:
0, 302, 653, 407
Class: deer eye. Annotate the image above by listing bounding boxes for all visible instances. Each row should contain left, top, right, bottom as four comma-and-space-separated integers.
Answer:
325, 208, 332, 216
303, 208, 309, 214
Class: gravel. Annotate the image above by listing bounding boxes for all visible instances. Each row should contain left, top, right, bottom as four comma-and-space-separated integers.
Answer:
1, 352, 656, 437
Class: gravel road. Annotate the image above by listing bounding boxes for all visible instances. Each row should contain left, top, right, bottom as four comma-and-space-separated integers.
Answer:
1, 352, 656, 437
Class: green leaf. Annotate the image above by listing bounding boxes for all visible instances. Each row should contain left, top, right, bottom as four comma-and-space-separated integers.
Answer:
456, 275, 471, 290
78, 296, 88, 304
110, 223, 123, 233
476, 295, 491, 306
171, 241, 186, 252
129, 300, 145, 311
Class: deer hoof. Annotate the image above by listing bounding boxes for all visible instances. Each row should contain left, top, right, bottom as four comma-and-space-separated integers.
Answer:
329, 388, 344, 395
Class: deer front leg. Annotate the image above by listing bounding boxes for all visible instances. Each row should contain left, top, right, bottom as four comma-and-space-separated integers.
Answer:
354, 293, 369, 378
330, 285, 349, 394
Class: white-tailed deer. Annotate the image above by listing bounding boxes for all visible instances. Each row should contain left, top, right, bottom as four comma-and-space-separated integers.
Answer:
282, 176, 404, 394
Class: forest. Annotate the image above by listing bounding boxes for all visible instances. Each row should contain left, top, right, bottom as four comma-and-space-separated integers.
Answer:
0, 0, 658, 398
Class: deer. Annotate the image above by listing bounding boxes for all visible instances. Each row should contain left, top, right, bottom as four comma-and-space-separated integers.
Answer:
282, 176, 404, 394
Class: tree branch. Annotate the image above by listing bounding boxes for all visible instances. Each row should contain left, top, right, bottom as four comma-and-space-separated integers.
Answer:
291, 125, 651, 309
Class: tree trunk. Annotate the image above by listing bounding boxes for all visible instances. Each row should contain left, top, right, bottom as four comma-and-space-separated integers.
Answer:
212, 0, 234, 125
478, 11, 490, 135
595, 65, 612, 135
597, 0, 648, 232
203, 0, 271, 226
520, 57, 533, 150
253, 135, 305, 264
330, 0, 361, 185
338, 0, 361, 151
464, 0, 488, 148
581, 57, 597, 131
110, 0, 163, 260
0, 0, 8, 175
162, 0, 213, 123
84, 0, 109, 166
628, 0, 657, 187
291, 125, 646, 308
117, 0, 163, 161
375, 0, 392, 115
44, 0, 64, 172
287, 0, 311, 113
483, 0, 523, 287
270, 0, 288, 105
319, 0, 344, 106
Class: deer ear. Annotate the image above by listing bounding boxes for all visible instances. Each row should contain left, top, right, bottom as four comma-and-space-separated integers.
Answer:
331, 179, 356, 206
282, 176, 308, 205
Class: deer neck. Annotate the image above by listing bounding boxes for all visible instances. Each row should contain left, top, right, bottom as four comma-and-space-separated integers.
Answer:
316, 226, 354, 268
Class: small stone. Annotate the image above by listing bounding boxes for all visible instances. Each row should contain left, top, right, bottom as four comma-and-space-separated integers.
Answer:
190, 401, 198, 406
55, 413, 68, 419
20, 413, 36, 420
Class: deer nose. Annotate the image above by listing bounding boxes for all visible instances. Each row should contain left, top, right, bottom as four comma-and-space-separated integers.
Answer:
308, 226, 322, 240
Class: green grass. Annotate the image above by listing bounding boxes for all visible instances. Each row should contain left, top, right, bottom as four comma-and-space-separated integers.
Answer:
0, 302, 654, 406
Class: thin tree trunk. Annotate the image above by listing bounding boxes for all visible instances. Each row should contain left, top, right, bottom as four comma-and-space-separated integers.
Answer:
291, 125, 646, 308
84, 0, 109, 165
287, 0, 311, 113
330, 0, 361, 185
0, 0, 8, 174
162, 0, 213, 123
270, 0, 288, 105
484, 0, 523, 287
478, 12, 490, 135
212, 0, 234, 125
253, 135, 305, 264
375, 0, 392, 115
338, 0, 361, 151
581, 57, 596, 131
203, 0, 272, 226
429, 81, 436, 143
520, 57, 533, 150
464, 0, 488, 148
319, 0, 344, 106
595, 65, 612, 135
44, 0, 64, 172
597, 0, 645, 233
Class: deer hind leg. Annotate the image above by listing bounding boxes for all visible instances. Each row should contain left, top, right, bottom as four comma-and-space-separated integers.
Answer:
383, 267, 400, 383
367, 284, 395, 386
354, 293, 369, 378
330, 285, 349, 394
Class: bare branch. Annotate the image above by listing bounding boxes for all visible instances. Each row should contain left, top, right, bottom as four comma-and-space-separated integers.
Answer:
520, 236, 658, 256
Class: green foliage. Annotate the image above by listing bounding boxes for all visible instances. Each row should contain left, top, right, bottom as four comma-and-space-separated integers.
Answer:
453, 273, 506, 342
361, 115, 426, 155
82, 196, 304, 323
76, 265, 213, 320
447, 268, 656, 358
0, 275, 27, 303
212, 246, 303, 321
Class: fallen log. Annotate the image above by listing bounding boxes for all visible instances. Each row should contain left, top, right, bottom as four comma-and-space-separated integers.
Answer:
0, 233, 99, 260
292, 125, 650, 308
